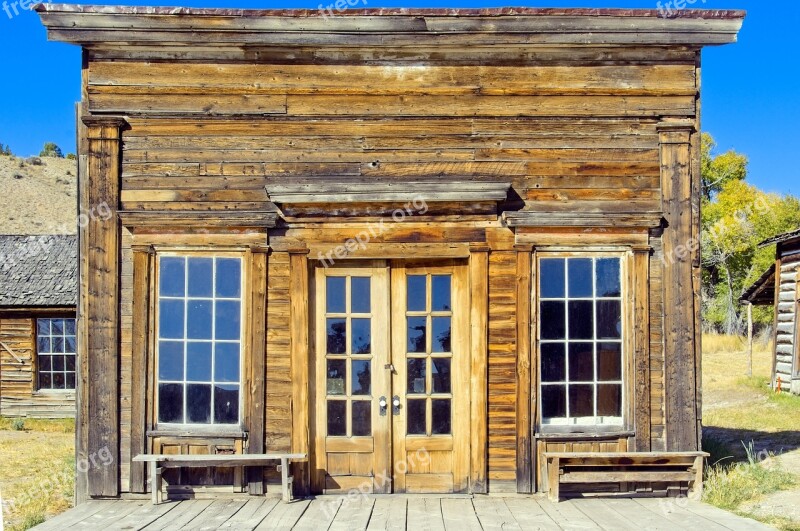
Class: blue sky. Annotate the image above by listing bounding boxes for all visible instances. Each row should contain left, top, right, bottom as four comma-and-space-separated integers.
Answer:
0, 1, 795, 195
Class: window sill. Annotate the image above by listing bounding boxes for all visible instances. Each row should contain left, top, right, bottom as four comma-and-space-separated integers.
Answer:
33, 389, 76, 396
147, 428, 248, 439
536, 429, 635, 440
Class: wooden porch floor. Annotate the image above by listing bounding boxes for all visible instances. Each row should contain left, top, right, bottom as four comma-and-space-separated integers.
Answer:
32, 495, 772, 530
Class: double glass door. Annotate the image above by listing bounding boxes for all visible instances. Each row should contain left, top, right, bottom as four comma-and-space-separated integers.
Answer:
312, 260, 469, 494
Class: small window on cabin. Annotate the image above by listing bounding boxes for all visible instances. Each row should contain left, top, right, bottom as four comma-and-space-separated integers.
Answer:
538, 256, 624, 429
156, 255, 243, 426
37, 318, 77, 391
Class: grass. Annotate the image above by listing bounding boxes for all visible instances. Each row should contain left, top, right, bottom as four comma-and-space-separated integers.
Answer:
0, 417, 75, 531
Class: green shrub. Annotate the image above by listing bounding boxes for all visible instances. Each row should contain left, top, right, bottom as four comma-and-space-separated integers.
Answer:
0, 142, 12, 156
12, 418, 25, 431
66, 153, 77, 160
39, 142, 64, 158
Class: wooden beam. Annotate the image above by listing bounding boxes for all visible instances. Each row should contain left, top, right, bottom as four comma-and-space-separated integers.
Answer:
514, 244, 533, 494
247, 246, 269, 495
266, 180, 511, 204
504, 211, 663, 229
289, 246, 311, 496
469, 242, 489, 494
129, 246, 152, 493
633, 247, 651, 452
82, 115, 126, 497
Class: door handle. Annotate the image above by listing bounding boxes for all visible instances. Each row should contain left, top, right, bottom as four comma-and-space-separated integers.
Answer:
384, 363, 396, 373
379, 396, 388, 416
392, 395, 401, 416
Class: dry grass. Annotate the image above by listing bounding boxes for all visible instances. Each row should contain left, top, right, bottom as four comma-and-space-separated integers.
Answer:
0, 419, 74, 531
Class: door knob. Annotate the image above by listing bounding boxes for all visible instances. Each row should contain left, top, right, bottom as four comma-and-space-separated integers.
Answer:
392, 395, 401, 415
384, 363, 396, 373
379, 396, 388, 416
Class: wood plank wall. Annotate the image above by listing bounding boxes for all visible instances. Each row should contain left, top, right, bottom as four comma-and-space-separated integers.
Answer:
775, 251, 800, 389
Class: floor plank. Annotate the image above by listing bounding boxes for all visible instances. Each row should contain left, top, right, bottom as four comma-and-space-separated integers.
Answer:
365, 497, 406, 531
601, 497, 674, 531
35, 501, 113, 530
441, 498, 481, 531
633, 498, 730, 531
472, 496, 522, 531
218, 498, 280, 530
97, 500, 179, 530
406, 498, 445, 531
142, 500, 215, 530
502, 497, 562, 530
538, 499, 602, 531
683, 500, 775, 531
185, 499, 247, 530
330, 497, 374, 531
293, 498, 342, 530
570, 498, 642, 531
74, 499, 145, 529
253, 499, 310, 530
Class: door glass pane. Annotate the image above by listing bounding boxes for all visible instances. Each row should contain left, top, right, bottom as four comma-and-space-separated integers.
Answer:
352, 401, 371, 436
407, 317, 427, 353
407, 358, 426, 394
327, 400, 347, 436
407, 275, 426, 312
540, 258, 565, 298
327, 359, 347, 395
214, 384, 239, 424
326, 319, 347, 354
326, 277, 346, 313
431, 317, 451, 353
351, 360, 371, 395
351, 277, 371, 313
431, 358, 451, 393
432, 399, 451, 435
431, 275, 451, 311
541, 343, 565, 382
568, 258, 593, 298
186, 384, 211, 423
351, 318, 371, 354
568, 343, 594, 382
407, 399, 426, 435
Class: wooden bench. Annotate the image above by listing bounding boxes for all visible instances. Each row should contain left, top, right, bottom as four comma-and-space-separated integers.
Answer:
543, 451, 708, 502
132, 453, 306, 504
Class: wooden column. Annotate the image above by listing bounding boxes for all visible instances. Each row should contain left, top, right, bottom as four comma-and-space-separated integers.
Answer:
288, 245, 311, 495
633, 246, 652, 452
129, 245, 153, 493
514, 244, 533, 494
469, 243, 489, 493
82, 115, 125, 497
658, 120, 700, 452
248, 245, 269, 495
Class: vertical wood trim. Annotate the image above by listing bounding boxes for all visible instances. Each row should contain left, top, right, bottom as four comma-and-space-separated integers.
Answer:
794, 269, 800, 378
658, 121, 699, 451
770, 257, 781, 389
248, 247, 269, 495
129, 247, 152, 493
82, 115, 125, 497
514, 244, 533, 494
692, 56, 704, 450
75, 102, 89, 505
633, 248, 652, 451
469, 243, 489, 493
452, 262, 472, 493
289, 247, 310, 495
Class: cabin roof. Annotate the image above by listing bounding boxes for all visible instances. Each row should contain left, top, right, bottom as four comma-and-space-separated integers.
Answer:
740, 264, 776, 306
0, 235, 77, 308
759, 227, 800, 248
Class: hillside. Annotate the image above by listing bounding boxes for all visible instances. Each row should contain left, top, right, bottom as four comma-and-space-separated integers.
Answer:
0, 154, 78, 235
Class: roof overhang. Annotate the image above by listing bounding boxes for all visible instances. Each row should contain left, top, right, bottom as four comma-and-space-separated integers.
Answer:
36, 4, 745, 48
740, 264, 776, 305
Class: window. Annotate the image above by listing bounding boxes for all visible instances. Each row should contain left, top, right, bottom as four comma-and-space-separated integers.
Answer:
37, 318, 77, 390
538, 256, 624, 428
157, 255, 243, 426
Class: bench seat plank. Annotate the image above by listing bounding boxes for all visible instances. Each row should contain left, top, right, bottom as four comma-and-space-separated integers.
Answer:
560, 471, 696, 483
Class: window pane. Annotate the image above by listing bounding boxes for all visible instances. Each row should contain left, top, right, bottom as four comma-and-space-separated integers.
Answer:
432, 358, 451, 394
568, 343, 594, 382
326, 319, 347, 354
215, 300, 241, 340
65, 336, 76, 354
540, 301, 565, 340
541, 343, 565, 382
326, 359, 346, 395
569, 384, 594, 418
432, 399, 451, 435
568, 301, 594, 339
351, 318, 371, 354
65, 319, 76, 335
596, 300, 622, 339
352, 401, 371, 436
65, 354, 76, 372
542, 385, 566, 419
351, 277, 371, 313
215, 342, 240, 383
187, 258, 213, 297
568, 258, 593, 298
39, 373, 52, 390
186, 384, 211, 423
327, 400, 346, 436
407, 275, 426, 312
186, 342, 212, 382
39, 355, 52, 372
159, 299, 185, 339
37, 319, 50, 335
52, 319, 64, 335
214, 384, 239, 424
52, 336, 64, 353
407, 399, 426, 435
596, 258, 621, 297
66, 373, 76, 390
215, 258, 241, 298
326, 277, 346, 314
52, 355, 65, 371
407, 358, 426, 394
431, 275, 451, 311
351, 360, 371, 395
407, 317, 427, 353
540, 259, 565, 299
37, 336, 51, 354
160, 257, 185, 297
186, 300, 212, 340
598, 343, 622, 381
598, 384, 622, 417
53, 372, 66, 389
158, 383, 183, 423
159, 341, 184, 381
432, 317, 451, 353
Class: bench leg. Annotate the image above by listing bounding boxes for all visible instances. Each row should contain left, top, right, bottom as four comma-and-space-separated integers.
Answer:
547, 457, 560, 503
691, 455, 704, 500
150, 461, 162, 505
279, 458, 293, 503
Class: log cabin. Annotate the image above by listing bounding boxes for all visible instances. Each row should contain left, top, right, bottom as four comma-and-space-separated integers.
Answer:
0, 235, 77, 418
741, 228, 800, 395
36, 5, 745, 501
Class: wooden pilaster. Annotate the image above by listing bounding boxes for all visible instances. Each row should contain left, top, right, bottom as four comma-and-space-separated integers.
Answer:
288, 245, 311, 495
248, 245, 269, 494
514, 244, 533, 493
633, 246, 652, 451
469, 242, 489, 493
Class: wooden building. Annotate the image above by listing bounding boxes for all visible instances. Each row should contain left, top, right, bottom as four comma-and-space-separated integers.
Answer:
36, 5, 744, 500
0, 235, 77, 418
741, 228, 800, 395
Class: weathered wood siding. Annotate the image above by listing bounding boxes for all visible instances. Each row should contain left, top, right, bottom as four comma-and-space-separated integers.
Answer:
0, 316, 76, 418
775, 251, 800, 391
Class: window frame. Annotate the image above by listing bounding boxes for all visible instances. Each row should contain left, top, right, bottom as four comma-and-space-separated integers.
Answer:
153, 250, 248, 431
35, 316, 77, 393
534, 249, 635, 435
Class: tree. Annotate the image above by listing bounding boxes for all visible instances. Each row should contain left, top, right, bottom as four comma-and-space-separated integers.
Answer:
701, 133, 748, 202
39, 142, 64, 158
0, 143, 11, 156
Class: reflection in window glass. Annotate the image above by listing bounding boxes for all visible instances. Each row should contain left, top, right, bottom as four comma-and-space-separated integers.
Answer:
431, 275, 451, 311
407, 276, 426, 312
37, 318, 77, 391
407, 399, 426, 435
